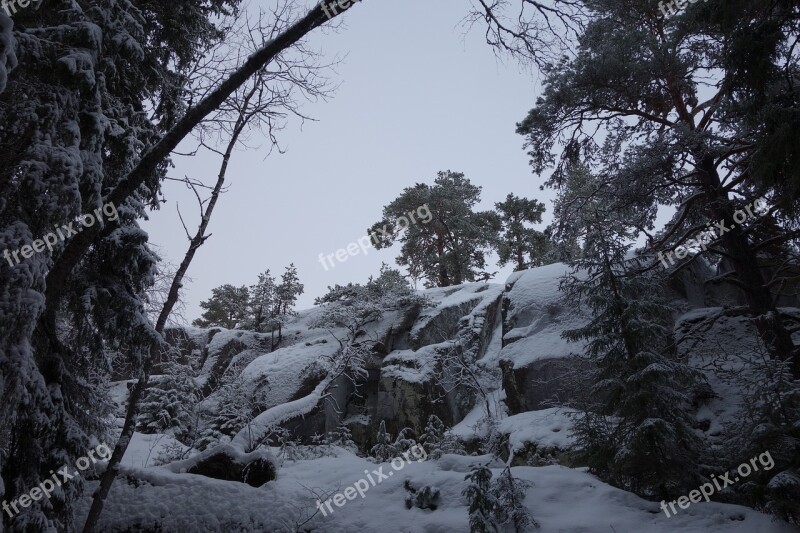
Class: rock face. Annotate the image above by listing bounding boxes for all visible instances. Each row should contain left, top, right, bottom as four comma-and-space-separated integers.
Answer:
375, 284, 504, 437
496, 264, 592, 414
160, 259, 800, 453
171, 283, 504, 450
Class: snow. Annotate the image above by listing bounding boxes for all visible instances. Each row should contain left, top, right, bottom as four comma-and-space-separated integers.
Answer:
238, 324, 339, 409
198, 328, 272, 383
380, 282, 504, 383
498, 408, 577, 452
86, 268, 798, 532
121, 432, 190, 469
504, 263, 569, 311
180, 325, 212, 348
499, 264, 588, 367
382, 343, 442, 383
78, 448, 793, 532
411, 282, 503, 339
451, 389, 506, 439
230, 376, 333, 451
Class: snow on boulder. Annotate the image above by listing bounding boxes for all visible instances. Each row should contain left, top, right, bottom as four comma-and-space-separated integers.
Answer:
165, 444, 276, 487
498, 264, 593, 414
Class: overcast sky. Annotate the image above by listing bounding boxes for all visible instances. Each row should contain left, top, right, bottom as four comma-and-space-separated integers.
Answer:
143, 0, 553, 323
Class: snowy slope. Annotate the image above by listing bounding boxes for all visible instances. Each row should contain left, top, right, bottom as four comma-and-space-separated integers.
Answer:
75, 449, 793, 532
93, 265, 799, 532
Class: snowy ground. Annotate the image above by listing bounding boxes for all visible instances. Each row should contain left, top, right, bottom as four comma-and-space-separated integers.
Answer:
74, 446, 794, 532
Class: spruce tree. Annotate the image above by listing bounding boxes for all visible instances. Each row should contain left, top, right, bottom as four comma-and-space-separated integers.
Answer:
393, 428, 418, 454
420, 414, 446, 455
492, 467, 538, 531
137, 364, 199, 443
370, 420, 396, 462
0, 1, 240, 527
559, 167, 704, 500
0, 0, 356, 528
421, 414, 465, 459
464, 465, 498, 533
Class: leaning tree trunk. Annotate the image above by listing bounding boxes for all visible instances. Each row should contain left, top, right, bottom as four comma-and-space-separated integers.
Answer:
82, 90, 254, 532
41, 1, 349, 336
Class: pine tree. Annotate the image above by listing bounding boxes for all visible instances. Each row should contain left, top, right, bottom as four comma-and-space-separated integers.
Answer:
192, 284, 250, 329
246, 271, 277, 333
369, 171, 501, 287
494, 193, 548, 271
273, 264, 304, 345
515, 0, 800, 380
276, 264, 304, 316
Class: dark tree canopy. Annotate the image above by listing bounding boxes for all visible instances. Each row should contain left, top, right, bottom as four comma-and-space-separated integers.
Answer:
494, 193, 548, 271
369, 171, 501, 288
193, 284, 250, 329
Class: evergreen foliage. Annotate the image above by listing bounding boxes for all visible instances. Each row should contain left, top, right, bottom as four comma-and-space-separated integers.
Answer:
0, 0, 240, 526
494, 194, 548, 271
420, 414, 466, 459
246, 271, 278, 333
558, 166, 705, 500
370, 420, 397, 462
369, 171, 501, 287
464, 465, 498, 533
192, 284, 250, 329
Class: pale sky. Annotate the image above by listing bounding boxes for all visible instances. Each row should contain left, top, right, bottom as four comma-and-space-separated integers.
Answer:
143, 0, 553, 322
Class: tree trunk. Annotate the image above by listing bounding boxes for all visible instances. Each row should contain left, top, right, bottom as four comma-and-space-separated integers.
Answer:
516, 247, 526, 272
435, 232, 450, 287
42, 1, 349, 328
695, 153, 799, 378
82, 101, 251, 532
